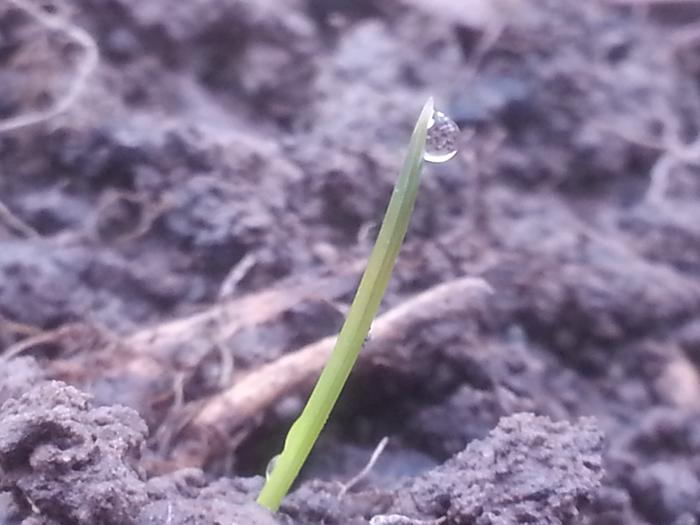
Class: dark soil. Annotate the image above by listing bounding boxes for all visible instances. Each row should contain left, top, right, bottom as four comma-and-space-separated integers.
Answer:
1, 0, 700, 523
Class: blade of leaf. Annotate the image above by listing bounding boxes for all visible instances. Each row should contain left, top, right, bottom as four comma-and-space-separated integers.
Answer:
257, 97, 435, 511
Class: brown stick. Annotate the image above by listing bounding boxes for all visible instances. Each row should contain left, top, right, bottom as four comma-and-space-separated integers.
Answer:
125, 267, 361, 359
171, 276, 491, 467
1, 323, 102, 362
49, 267, 364, 410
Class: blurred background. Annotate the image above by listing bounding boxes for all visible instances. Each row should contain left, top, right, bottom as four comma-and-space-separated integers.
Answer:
2, 0, 700, 523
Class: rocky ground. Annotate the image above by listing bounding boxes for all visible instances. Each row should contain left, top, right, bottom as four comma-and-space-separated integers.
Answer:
1, 0, 700, 523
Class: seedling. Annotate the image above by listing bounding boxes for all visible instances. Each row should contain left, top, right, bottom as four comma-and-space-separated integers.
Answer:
257, 97, 458, 511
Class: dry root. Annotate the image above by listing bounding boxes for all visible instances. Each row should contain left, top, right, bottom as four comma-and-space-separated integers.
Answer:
1, 323, 109, 363
168, 276, 492, 468
0, 0, 99, 133
338, 436, 389, 498
0, 199, 40, 238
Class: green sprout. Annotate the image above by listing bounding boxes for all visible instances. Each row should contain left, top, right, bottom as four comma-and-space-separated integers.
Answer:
257, 97, 436, 511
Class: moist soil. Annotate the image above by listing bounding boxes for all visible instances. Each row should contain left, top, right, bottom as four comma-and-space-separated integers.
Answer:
1, 0, 700, 524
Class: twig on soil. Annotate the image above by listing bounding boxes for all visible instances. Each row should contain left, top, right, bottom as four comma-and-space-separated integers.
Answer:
338, 436, 389, 498
1, 329, 60, 362
0, 0, 98, 133
171, 371, 187, 412
215, 340, 235, 388
3, 322, 117, 387
169, 276, 491, 467
0, 199, 40, 238
125, 266, 362, 359
1, 324, 73, 362
152, 372, 197, 455
75, 267, 363, 460
0, 314, 42, 337
152, 342, 235, 454
218, 254, 258, 298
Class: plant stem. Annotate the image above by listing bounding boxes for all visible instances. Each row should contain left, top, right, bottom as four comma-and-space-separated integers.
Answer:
257, 97, 434, 511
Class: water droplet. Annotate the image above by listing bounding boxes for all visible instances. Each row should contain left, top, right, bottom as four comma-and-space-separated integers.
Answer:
424, 110, 459, 163
265, 454, 280, 480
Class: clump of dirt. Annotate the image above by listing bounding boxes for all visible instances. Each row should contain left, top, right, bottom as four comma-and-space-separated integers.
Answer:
0, 381, 148, 524
0, 380, 276, 525
285, 413, 604, 525
0, 380, 603, 524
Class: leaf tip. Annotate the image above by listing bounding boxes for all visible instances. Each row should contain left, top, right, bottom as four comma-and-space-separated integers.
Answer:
424, 97, 435, 118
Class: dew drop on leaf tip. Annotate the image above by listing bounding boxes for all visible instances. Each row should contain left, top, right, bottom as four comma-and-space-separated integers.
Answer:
424, 110, 460, 163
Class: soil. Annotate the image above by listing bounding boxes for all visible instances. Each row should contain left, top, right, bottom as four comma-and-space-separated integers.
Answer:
1, 0, 700, 523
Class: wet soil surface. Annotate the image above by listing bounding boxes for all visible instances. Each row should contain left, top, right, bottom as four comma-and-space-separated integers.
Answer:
1, 0, 700, 523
